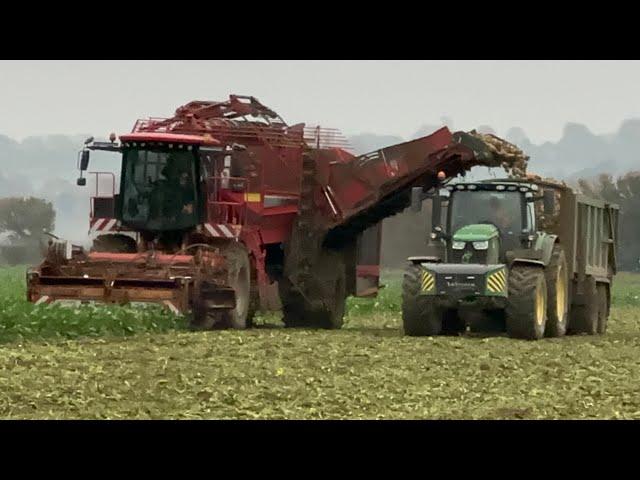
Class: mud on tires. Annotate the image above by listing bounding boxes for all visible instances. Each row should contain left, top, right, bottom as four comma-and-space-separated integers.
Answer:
596, 283, 610, 334
505, 265, 547, 340
191, 242, 252, 330
401, 263, 442, 336
544, 245, 569, 337
567, 276, 598, 335
280, 249, 347, 330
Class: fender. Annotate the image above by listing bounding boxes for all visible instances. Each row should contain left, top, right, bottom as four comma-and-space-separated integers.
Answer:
507, 233, 558, 268
533, 233, 558, 266
511, 258, 545, 268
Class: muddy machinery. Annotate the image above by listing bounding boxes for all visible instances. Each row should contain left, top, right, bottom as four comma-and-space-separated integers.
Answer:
403, 175, 619, 339
27, 95, 525, 329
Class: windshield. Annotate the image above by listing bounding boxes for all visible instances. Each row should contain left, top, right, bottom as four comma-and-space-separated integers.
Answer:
120, 147, 198, 231
449, 190, 523, 235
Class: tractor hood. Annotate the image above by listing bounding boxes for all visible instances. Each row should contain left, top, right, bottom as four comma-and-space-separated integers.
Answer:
453, 224, 499, 242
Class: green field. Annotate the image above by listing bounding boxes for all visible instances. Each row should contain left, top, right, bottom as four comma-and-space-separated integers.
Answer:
1, 266, 640, 419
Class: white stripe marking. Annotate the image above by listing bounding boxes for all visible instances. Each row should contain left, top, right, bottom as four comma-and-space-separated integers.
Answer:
163, 301, 180, 315
90, 218, 106, 233
204, 223, 219, 237
219, 224, 235, 237
35, 296, 50, 305
104, 218, 117, 231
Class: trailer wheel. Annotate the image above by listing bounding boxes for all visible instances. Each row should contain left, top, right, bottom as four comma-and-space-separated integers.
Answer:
505, 265, 547, 340
91, 234, 137, 253
568, 276, 598, 335
544, 245, 569, 337
401, 263, 442, 336
596, 283, 610, 334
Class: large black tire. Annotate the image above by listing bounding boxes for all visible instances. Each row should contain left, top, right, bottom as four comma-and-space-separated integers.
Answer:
279, 277, 307, 328
544, 245, 569, 337
280, 250, 347, 329
567, 276, 598, 335
91, 234, 137, 253
191, 242, 252, 330
312, 250, 347, 329
596, 283, 610, 334
505, 265, 547, 340
401, 263, 442, 336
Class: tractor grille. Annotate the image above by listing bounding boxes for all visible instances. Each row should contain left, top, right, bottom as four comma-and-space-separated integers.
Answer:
451, 245, 487, 264
435, 272, 485, 296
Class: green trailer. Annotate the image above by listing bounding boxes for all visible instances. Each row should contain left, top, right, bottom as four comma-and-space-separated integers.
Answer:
402, 177, 619, 340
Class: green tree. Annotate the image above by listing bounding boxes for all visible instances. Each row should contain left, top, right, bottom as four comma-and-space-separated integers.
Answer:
0, 197, 55, 242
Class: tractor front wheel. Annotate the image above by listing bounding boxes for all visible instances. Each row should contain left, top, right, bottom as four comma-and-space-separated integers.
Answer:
505, 265, 547, 340
401, 263, 442, 336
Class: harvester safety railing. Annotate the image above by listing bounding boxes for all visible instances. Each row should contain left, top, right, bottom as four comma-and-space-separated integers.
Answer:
206, 176, 249, 227
132, 118, 306, 148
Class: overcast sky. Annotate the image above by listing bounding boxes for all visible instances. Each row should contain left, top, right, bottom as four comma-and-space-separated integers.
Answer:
2, 60, 640, 144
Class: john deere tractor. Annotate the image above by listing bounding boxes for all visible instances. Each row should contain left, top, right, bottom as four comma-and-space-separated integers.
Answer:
402, 178, 591, 340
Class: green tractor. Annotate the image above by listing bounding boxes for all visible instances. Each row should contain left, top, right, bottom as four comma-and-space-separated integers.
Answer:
402, 177, 618, 340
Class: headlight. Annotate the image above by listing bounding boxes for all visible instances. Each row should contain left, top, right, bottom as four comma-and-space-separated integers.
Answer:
472, 241, 489, 250
452, 241, 466, 250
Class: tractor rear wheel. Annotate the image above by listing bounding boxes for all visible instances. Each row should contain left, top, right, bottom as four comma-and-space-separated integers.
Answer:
596, 283, 610, 334
505, 265, 547, 340
401, 263, 442, 336
567, 276, 598, 335
544, 245, 569, 337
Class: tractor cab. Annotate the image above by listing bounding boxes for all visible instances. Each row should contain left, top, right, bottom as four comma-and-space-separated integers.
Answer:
420, 179, 552, 265
443, 180, 541, 264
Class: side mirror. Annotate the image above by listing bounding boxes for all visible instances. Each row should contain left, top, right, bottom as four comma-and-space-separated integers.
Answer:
411, 187, 424, 213
84, 136, 94, 145
76, 177, 87, 186
543, 189, 555, 215
79, 150, 90, 171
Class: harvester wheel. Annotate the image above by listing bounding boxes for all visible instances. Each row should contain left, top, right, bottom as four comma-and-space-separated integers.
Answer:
567, 276, 598, 335
279, 277, 308, 328
505, 265, 547, 340
280, 250, 347, 329
91, 234, 137, 253
311, 250, 347, 329
544, 245, 569, 337
401, 263, 442, 336
596, 283, 610, 334
191, 242, 252, 330
220, 242, 252, 329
